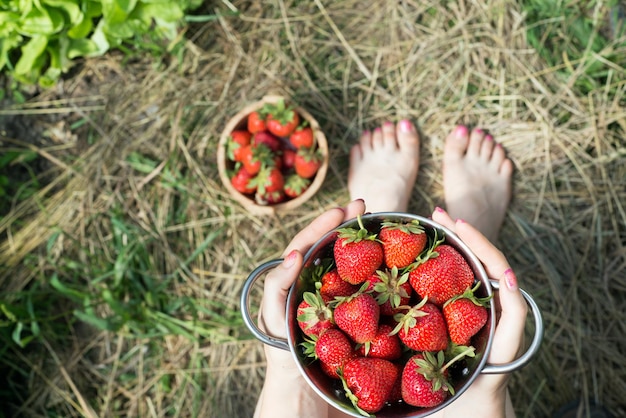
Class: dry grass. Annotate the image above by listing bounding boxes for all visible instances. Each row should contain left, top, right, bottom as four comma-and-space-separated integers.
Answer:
1, 1, 625, 417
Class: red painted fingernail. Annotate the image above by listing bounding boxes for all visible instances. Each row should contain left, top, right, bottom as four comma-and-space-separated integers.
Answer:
362, 129, 371, 136
485, 134, 493, 141
504, 268, 518, 290
283, 250, 298, 268
384, 121, 394, 128
474, 128, 483, 134
456, 218, 466, 224
435, 206, 445, 213
374, 127, 382, 133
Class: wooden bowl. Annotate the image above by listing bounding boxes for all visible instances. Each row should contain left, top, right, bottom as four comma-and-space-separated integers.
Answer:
217, 95, 329, 215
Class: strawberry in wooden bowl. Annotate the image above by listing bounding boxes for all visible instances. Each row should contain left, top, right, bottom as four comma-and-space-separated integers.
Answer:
217, 95, 329, 215
241, 213, 544, 417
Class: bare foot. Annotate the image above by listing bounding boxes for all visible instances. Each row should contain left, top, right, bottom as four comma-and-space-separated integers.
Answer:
443, 125, 513, 242
348, 120, 420, 213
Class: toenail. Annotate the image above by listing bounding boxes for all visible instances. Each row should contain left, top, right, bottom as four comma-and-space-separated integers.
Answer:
399, 119, 413, 133
454, 125, 468, 137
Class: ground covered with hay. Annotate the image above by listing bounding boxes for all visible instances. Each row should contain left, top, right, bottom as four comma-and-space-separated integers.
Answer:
1, 1, 625, 417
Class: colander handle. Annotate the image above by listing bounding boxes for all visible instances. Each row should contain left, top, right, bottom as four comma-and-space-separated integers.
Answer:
240, 259, 290, 351
481, 280, 544, 374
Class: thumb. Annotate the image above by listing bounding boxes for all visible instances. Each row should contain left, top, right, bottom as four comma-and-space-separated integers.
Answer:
259, 249, 303, 339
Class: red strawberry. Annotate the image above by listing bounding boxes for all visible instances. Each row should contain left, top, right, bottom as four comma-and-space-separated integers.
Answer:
367, 267, 412, 316
296, 291, 334, 337
255, 189, 285, 205
341, 357, 399, 414
391, 298, 448, 352
443, 282, 490, 346
294, 146, 322, 179
408, 244, 475, 306
319, 269, 358, 302
314, 329, 356, 379
401, 347, 475, 408
282, 148, 296, 170
333, 290, 380, 344
283, 174, 311, 199
333, 215, 384, 285
240, 143, 273, 176
357, 324, 402, 360
253, 131, 282, 152
249, 166, 284, 195
289, 125, 314, 148
226, 130, 251, 162
230, 167, 256, 195
379, 219, 427, 268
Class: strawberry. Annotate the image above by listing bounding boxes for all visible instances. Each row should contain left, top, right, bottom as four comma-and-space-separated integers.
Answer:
367, 266, 412, 316
247, 111, 266, 134
401, 347, 475, 408
240, 143, 274, 176
283, 174, 311, 199
333, 215, 384, 285
443, 282, 491, 346
356, 324, 402, 360
230, 166, 256, 195
391, 298, 448, 352
294, 146, 322, 179
296, 291, 335, 337
408, 244, 475, 306
282, 148, 296, 170
318, 269, 358, 302
341, 357, 399, 414
226, 130, 251, 162
314, 329, 356, 379
253, 131, 282, 152
255, 189, 285, 205
379, 219, 427, 268
262, 98, 300, 137
249, 166, 284, 195
333, 289, 380, 344
289, 124, 314, 148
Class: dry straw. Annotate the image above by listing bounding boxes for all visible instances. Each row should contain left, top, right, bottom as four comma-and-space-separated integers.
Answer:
0, 1, 624, 417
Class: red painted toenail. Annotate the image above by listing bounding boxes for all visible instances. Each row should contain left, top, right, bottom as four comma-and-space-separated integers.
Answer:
454, 125, 468, 137
399, 120, 413, 132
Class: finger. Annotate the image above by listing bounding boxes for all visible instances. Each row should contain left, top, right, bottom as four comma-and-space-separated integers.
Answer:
454, 219, 528, 363
431, 206, 457, 232
488, 269, 528, 363
259, 249, 304, 338
344, 198, 366, 220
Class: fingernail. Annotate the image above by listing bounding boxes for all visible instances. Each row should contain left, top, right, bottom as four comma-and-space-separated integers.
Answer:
435, 206, 445, 213
355, 198, 365, 204
456, 218, 466, 224
374, 127, 382, 133
473, 128, 483, 135
504, 268, 518, 290
362, 129, 370, 136
485, 134, 493, 141
384, 121, 394, 128
399, 119, 413, 133
454, 125, 468, 137
283, 250, 298, 268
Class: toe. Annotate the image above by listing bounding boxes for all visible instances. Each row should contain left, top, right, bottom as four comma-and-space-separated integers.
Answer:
480, 134, 495, 160
467, 128, 485, 156
490, 142, 506, 169
360, 129, 373, 150
396, 119, 420, 152
499, 158, 514, 177
444, 125, 470, 162
371, 127, 384, 149
350, 143, 363, 163
379, 121, 397, 150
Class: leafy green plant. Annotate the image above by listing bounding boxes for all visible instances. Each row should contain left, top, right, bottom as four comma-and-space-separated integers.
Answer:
521, 0, 626, 94
0, 0, 204, 87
